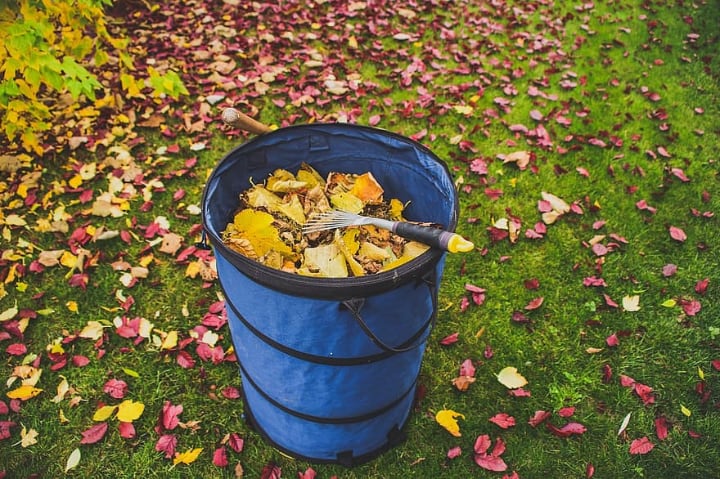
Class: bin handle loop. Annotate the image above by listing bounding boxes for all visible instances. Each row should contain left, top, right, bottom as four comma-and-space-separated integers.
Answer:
342, 272, 438, 354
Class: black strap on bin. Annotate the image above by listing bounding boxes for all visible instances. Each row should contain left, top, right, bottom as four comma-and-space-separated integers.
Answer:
342, 270, 438, 354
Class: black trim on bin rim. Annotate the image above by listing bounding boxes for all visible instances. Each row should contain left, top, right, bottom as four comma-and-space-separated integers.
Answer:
202, 123, 459, 301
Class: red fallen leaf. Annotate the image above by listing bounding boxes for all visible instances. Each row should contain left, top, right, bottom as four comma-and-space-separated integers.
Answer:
489, 413, 516, 429
583, 276, 607, 287
470, 158, 489, 175
176, 351, 196, 369
465, 284, 486, 306
488, 226, 509, 243
161, 401, 183, 431
439, 332, 460, 346
528, 410, 551, 427
503, 472, 520, 479
670, 167, 690, 182
298, 467, 316, 479
558, 407, 575, 418
586, 463, 595, 478
524, 278, 540, 290
155, 434, 178, 459
103, 379, 128, 399
525, 297, 544, 310
669, 226, 687, 242
654, 416, 669, 441
511, 311, 530, 324
212, 446, 228, 468
633, 383, 656, 405
459, 359, 476, 377
712, 359, 720, 371
547, 421, 587, 437
606, 333, 619, 347
447, 445, 462, 459
476, 454, 508, 472
662, 263, 678, 277
80, 422, 108, 444
0, 421, 17, 440
474, 434, 492, 455
227, 433, 244, 453
620, 375, 635, 387
688, 430, 702, 438
508, 387, 531, 397
5, 343, 27, 356
221, 386, 241, 400
680, 298, 701, 316
118, 421, 135, 439
629, 436, 654, 455
72, 355, 90, 367
460, 297, 471, 312
657, 146, 671, 158
695, 278, 709, 295
603, 294, 619, 308
484, 344, 494, 359
260, 462, 282, 479
0, 401, 8, 415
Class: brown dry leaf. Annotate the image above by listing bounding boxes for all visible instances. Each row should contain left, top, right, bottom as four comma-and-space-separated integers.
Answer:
159, 233, 183, 255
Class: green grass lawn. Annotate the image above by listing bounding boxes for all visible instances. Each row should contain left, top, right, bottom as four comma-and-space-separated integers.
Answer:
1, 0, 719, 478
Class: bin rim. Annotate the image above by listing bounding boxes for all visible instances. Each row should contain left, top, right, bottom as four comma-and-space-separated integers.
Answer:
202, 123, 459, 300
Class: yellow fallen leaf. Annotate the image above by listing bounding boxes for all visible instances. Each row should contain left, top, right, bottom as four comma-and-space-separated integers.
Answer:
161, 330, 178, 350
20, 426, 39, 447
173, 447, 203, 465
435, 409, 465, 437
680, 404, 692, 417
698, 367, 705, 381
496, 366, 528, 389
52, 377, 70, 403
60, 250, 78, 269
66, 301, 78, 313
622, 295, 641, 312
7, 385, 43, 401
116, 399, 145, 422
93, 405, 117, 421
65, 448, 81, 473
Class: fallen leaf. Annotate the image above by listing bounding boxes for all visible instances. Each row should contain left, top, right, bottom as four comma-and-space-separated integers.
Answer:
669, 226, 687, 242
497, 366, 528, 389
629, 436, 654, 455
622, 295, 641, 312
489, 413, 516, 429
65, 448, 81, 473
80, 422, 109, 444
20, 426, 39, 447
116, 400, 145, 422
6, 385, 43, 401
173, 447, 203, 465
435, 409, 465, 437
618, 412, 631, 436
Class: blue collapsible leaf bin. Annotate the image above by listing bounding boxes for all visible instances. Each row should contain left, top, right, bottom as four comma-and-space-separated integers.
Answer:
202, 124, 458, 465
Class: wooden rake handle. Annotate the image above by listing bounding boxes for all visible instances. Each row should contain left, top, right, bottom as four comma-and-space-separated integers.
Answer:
221, 107, 272, 135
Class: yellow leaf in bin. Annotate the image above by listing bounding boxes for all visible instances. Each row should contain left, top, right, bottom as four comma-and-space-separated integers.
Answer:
232, 209, 292, 257
379, 241, 429, 272
301, 244, 348, 278
435, 409, 465, 437
7, 385, 43, 401
496, 366, 528, 389
389, 198, 405, 220
116, 400, 145, 422
246, 187, 305, 224
173, 448, 203, 466
266, 169, 307, 193
93, 405, 117, 421
349, 172, 384, 203
296, 163, 325, 189
358, 241, 391, 261
335, 230, 365, 277
330, 192, 364, 214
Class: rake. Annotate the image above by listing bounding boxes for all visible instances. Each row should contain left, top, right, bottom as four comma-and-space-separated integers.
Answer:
302, 210, 474, 253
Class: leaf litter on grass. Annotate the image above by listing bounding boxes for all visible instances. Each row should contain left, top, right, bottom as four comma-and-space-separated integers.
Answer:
1, 0, 719, 477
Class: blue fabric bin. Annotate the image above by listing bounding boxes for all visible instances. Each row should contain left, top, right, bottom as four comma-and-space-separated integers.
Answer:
202, 124, 458, 465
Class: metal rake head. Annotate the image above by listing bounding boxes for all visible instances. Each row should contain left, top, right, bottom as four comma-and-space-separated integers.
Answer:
302, 210, 370, 234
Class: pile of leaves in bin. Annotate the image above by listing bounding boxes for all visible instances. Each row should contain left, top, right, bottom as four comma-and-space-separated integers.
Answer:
221, 163, 429, 277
